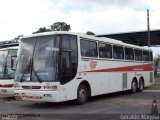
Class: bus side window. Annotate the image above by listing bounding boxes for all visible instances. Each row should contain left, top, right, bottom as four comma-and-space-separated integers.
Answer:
89, 41, 98, 57
149, 52, 153, 61
113, 45, 118, 59
125, 47, 134, 60
113, 45, 124, 59
143, 51, 149, 61
106, 44, 112, 58
99, 43, 106, 58
135, 49, 142, 61
80, 39, 98, 58
99, 43, 112, 59
80, 40, 90, 57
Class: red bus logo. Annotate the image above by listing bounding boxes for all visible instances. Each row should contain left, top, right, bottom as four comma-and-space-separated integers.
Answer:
90, 60, 97, 70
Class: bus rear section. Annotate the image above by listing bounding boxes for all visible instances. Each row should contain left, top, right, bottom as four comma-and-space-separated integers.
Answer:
0, 47, 18, 95
14, 31, 154, 104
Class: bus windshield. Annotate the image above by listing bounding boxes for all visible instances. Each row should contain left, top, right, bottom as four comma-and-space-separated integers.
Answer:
15, 35, 59, 82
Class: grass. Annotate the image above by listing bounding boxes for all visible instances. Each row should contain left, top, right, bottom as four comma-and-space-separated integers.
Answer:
144, 85, 160, 90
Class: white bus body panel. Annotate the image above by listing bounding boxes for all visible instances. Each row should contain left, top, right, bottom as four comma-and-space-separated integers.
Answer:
0, 79, 14, 95
14, 32, 153, 102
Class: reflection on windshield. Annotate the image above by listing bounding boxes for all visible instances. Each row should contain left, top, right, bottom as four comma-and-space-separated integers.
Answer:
0, 50, 8, 78
15, 35, 59, 82
15, 38, 35, 82
5, 49, 18, 79
0, 49, 17, 79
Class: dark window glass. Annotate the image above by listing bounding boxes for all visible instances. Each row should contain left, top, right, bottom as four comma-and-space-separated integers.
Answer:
80, 40, 90, 57
143, 51, 149, 61
60, 35, 78, 85
150, 52, 153, 61
125, 48, 134, 60
80, 39, 98, 57
113, 45, 124, 59
62, 36, 70, 49
99, 43, 112, 58
89, 41, 98, 57
5, 49, 18, 79
99, 43, 106, 58
135, 49, 142, 61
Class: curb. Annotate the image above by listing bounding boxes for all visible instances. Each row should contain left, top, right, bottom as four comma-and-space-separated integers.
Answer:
143, 90, 160, 92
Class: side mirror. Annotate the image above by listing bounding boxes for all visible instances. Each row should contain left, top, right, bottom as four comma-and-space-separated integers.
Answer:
11, 56, 17, 71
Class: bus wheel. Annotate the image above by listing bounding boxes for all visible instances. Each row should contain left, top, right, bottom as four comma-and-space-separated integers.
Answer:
131, 79, 137, 93
138, 78, 144, 92
77, 84, 88, 105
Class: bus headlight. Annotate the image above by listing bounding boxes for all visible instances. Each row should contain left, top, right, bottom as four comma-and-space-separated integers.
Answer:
14, 83, 20, 88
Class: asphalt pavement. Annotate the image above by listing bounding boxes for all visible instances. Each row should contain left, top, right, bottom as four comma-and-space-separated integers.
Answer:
0, 90, 160, 120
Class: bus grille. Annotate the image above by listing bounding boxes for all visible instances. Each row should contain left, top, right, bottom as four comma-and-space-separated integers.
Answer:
22, 86, 41, 89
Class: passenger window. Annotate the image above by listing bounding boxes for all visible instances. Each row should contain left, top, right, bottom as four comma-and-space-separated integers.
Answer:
150, 52, 153, 61
99, 43, 112, 58
125, 48, 134, 60
135, 49, 142, 61
89, 41, 98, 57
143, 51, 149, 61
80, 39, 98, 57
80, 40, 90, 57
113, 45, 124, 59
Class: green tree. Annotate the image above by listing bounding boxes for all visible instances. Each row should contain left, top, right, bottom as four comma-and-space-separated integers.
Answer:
14, 35, 23, 40
154, 55, 160, 77
33, 27, 51, 34
86, 31, 95, 35
50, 22, 71, 31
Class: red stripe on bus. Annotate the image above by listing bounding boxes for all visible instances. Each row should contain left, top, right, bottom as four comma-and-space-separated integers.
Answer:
83, 63, 153, 73
0, 84, 14, 88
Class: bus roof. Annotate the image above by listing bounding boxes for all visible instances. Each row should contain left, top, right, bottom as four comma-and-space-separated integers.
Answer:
0, 43, 19, 49
22, 31, 152, 51
0, 46, 18, 51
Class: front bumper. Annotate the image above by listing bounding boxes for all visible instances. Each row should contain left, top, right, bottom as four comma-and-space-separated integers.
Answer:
14, 89, 61, 102
0, 87, 14, 95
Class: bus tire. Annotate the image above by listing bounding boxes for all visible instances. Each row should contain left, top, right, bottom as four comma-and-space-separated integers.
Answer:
131, 79, 137, 93
76, 84, 88, 105
138, 78, 144, 92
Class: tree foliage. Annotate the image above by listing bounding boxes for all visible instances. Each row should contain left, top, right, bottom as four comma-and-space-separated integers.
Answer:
86, 31, 95, 35
50, 22, 71, 31
33, 27, 51, 34
154, 54, 160, 77
33, 22, 71, 34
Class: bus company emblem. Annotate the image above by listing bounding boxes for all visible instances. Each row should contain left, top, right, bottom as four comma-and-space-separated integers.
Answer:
21, 93, 43, 99
90, 60, 97, 70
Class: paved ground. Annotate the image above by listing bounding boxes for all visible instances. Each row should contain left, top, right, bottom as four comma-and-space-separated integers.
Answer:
0, 91, 160, 120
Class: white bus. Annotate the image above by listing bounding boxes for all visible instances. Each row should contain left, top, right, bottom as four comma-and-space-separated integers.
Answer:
14, 31, 153, 104
0, 45, 18, 95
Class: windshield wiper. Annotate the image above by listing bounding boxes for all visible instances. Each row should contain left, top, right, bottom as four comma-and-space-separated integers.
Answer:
32, 65, 42, 83
31, 56, 42, 83
20, 59, 32, 82
20, 58, 43, 83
